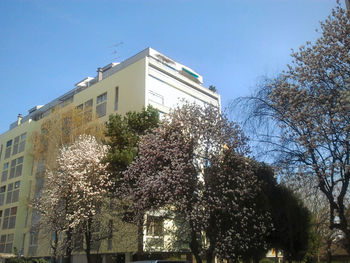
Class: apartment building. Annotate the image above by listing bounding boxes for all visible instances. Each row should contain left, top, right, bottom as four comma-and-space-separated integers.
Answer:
0, 47, 220, 262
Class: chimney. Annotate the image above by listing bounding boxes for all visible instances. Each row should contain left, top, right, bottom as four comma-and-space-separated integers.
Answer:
17, 114, 23, 126
97, 67, 103, 82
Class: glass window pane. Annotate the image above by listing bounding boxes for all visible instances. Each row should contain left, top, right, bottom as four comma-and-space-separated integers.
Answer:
20, 133, 26, 140
15, 165, 22, 177
2, 217, 8, 229
10, 207, 17, 215
12, 144, 18, 155
4, 243, 12, 253
18, 141, 26, 153
6, 192, 12, 204
4, 209, 10, 217
8, 216, 16, 228
11, 190, 19, 203
14, 181, 20, 188
0, 194, 4, 206
96, 102, 107, 118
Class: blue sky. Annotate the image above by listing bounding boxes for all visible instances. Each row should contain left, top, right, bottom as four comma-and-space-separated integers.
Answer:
0, 0, 339, 134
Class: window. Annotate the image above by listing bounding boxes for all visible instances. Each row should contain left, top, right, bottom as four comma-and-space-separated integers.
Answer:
6, 181, 20, 204
29, 231, 38, 246
2, 163, 9, 182
146, 216, 163, 236
2, 207, 17, 229
0, 210, 2, 227
5, 140, 12, 159
96, 92, 107, 117
0, 186, 5, 206
84, 99, 93, 122
114, 87, 119, 111
12, 133, 26, 156
0, 144, 3, 160
0, 233, 14, 253
76, 104, 83, 111
77, 99, 93, 122
148, 90, 164, 105
9, 157, 24, 179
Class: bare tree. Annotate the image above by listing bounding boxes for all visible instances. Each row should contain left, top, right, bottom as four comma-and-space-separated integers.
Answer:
234, 3, 350, 254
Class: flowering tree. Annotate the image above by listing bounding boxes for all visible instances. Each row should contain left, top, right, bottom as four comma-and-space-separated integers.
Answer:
122, 102, 272, 263
36, 135, 111, 263
237, 3, 350, 254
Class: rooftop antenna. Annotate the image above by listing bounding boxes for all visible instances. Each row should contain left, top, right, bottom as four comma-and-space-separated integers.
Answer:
109, 41, 124, 60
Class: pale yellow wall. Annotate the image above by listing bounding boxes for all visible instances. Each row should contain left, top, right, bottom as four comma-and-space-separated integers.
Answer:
0, 119, 40, 256
74, 57, 147, 124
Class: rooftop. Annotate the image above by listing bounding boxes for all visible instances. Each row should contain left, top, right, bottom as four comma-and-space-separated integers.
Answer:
8, 47, 210, 131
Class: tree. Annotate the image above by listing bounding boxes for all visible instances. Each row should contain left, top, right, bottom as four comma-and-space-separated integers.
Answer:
104, 106, 159, 258
31, 106, 104, 263
252, 162, 314, 263
268, 185, 312, 263
236, 3, 350, 253
121, 102, 272, 263
281, 173, 338, 263
36, 135, 111, 263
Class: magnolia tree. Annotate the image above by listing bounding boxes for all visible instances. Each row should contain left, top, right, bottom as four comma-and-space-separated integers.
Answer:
36, 135, 111, 263
236, 3, 350, 254
121, 102, 272, 263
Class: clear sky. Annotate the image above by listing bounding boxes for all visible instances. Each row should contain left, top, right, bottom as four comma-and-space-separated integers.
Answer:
0, 0, 340, 134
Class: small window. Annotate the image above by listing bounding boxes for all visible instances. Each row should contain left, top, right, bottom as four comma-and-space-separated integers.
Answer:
5, 140, 12, 159
4, 234, 13, 253
6, 181, 20, 204
2, 206, 17, 229
84, 99, 93, 122
96, 93, 107, 118
9, 157, 24, 179
0, 186, 5, 206
2, 163, 9, 183
6, 140, 12, 148
146, 216, 163, 236
0, 144, 3, 161
97, 93, 107, 104
76, 104, 83, 111
114, 87, 119, 111
148, 90, 164, 105
12, 136, 20, 155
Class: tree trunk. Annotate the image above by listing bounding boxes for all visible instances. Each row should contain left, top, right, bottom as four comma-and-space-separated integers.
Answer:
64, 228, 73, 263
137, 216, 144, 260
326, 239, 332, 263
189, 228, 202, 263
51, 230, 59, 263
85, 219, 93, 263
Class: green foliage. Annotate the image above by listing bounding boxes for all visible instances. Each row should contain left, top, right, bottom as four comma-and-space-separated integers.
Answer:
250, 163, 314, 262
269, 185, 312, 262
104, 105, 159, 179
208, 85, 217, 93
304, 217, 322, 263
6, 258, 48, 263
259, 258, 275, 263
